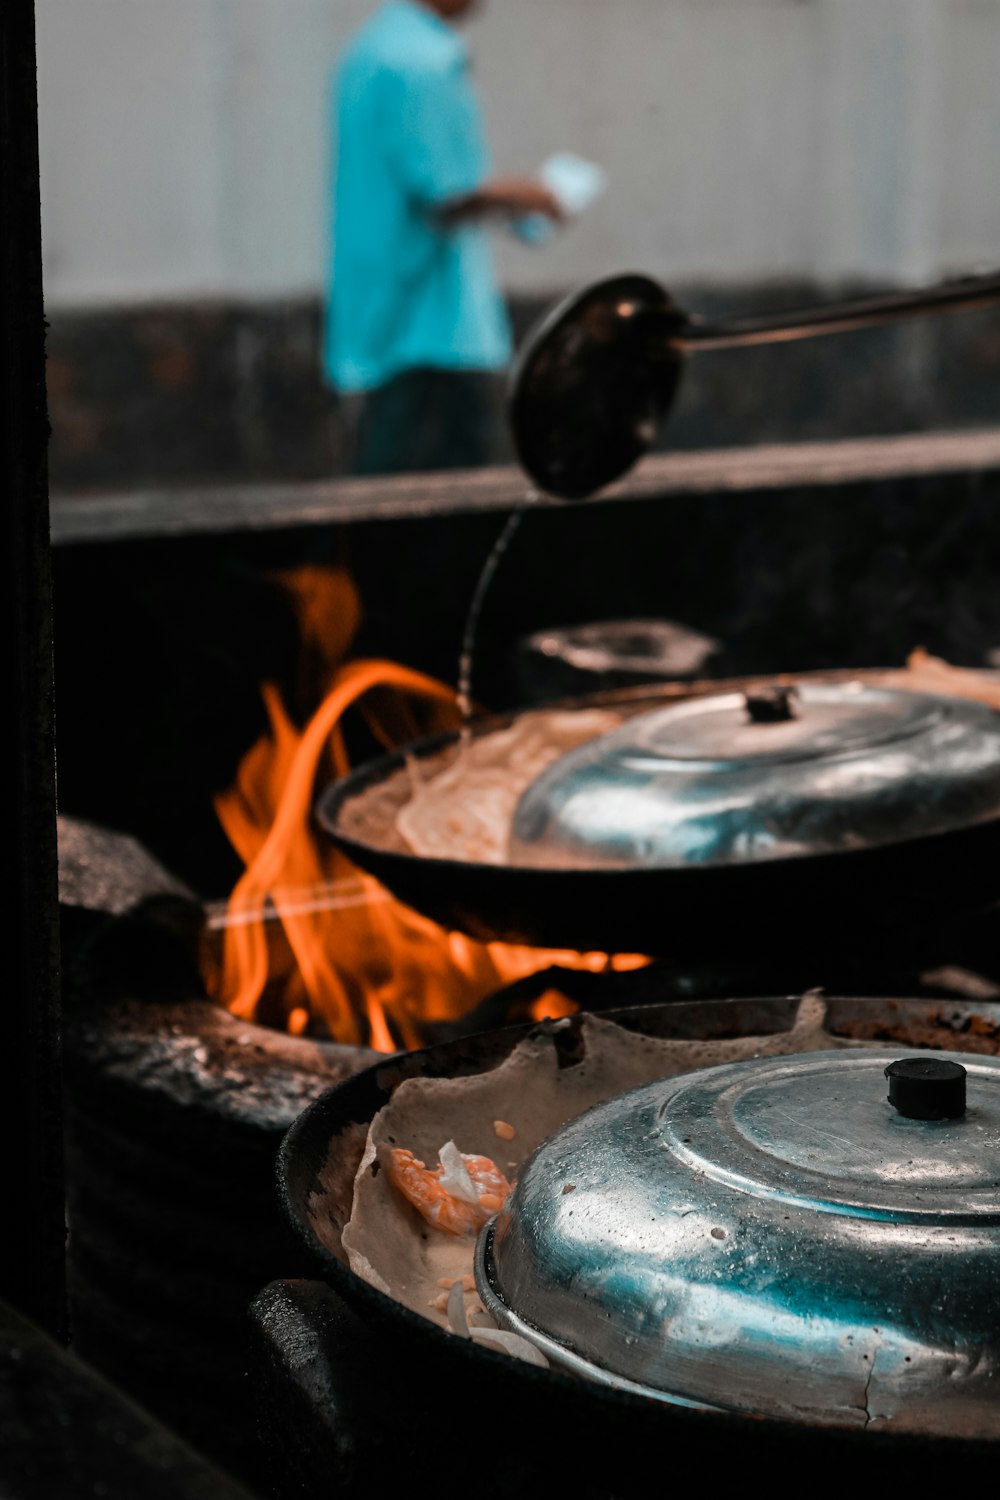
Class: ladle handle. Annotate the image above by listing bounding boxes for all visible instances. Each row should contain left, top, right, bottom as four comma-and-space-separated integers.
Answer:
676, 269, 1000, 352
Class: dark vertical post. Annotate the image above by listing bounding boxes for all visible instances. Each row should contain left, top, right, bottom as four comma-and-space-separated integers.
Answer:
0, 0, 65, 1334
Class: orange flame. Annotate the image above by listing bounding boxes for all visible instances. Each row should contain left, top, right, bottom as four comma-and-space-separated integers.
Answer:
205, 565, 646, 1050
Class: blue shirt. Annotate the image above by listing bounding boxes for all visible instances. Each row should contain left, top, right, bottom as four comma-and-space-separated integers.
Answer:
323, 1, 512, 393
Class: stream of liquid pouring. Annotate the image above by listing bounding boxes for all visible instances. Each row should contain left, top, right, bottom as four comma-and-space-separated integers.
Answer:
457, 492, 540, 730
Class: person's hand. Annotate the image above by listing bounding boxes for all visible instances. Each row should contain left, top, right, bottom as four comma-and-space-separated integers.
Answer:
485, 177, 564, 221
435, 177, 564, 227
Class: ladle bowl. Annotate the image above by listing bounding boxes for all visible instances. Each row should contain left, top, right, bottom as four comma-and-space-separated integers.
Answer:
509, 268, 1000, 499
508, 274, 684, 500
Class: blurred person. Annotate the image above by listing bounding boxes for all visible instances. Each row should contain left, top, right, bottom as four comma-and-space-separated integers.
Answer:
323, 0, 562, 474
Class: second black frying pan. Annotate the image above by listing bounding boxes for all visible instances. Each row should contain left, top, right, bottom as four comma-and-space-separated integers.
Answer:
275, 998, 1000, 1496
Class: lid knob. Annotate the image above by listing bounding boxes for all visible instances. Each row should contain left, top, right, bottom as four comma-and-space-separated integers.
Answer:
743, 684, 798, 723
884, 1057, 967, 1120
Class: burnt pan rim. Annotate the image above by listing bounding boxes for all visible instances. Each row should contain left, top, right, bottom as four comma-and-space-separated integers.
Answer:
277, 997, 1000, 1454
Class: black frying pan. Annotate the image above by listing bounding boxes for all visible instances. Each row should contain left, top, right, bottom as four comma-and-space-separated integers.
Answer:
314, 678, 1000, 955
276, 999, 1000, 1493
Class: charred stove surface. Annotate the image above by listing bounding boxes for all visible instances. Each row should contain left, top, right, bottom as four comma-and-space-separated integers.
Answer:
63, 994, 375, 1476
58, 814, 195, 916
66, 994, 375, 1138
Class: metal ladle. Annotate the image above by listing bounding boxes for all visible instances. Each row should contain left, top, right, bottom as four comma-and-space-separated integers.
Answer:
508, 268, 1000, 499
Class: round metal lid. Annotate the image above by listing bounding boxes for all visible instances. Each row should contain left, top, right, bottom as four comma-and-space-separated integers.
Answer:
508, 681, 1000, 868
475, 1048, 1000, 1434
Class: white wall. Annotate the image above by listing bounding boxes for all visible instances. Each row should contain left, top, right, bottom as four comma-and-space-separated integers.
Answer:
36, 0, 1000, 309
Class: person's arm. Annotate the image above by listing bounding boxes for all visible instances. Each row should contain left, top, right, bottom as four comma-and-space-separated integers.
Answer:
436, 177, 564, 227
383, 59, 562, 230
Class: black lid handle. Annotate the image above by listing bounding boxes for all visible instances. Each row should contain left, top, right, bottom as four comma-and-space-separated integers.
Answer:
744, 685, 798, 724
885, 1057, 967, 1120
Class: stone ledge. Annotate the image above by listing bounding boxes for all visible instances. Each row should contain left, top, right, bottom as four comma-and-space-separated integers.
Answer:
50, 426, 1000, 545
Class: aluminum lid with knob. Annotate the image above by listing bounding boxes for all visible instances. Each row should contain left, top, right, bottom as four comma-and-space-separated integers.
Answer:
508, 681, 1000, 868
474, 1047, 1000, 1435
